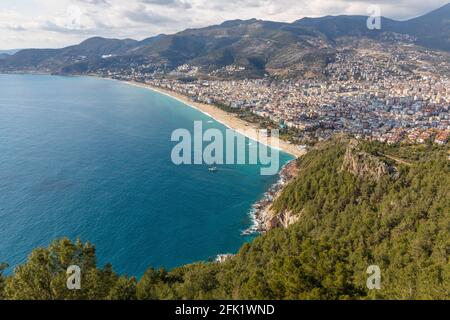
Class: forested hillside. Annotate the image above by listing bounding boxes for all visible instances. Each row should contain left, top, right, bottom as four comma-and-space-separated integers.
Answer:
1, 138, 448, 300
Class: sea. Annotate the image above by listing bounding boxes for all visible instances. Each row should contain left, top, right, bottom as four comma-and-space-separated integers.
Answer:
0, 74, 293, 276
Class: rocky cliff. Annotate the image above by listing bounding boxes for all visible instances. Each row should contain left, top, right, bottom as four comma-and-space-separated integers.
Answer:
341, 140, 398, 181
260, 207, 300, 230
260, 139, 400, 232
253, 160, 301, 232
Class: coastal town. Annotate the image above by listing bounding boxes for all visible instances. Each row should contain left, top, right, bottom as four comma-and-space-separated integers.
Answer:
97, 42, 450, 146
96, 41, 448, 238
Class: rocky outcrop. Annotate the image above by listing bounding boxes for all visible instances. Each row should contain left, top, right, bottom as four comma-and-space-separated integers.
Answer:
248, 139, 400, 234
216, 254, 235, 263
341, 140, 398, 181
260, 208, 300, 230
245, 160, 301, 234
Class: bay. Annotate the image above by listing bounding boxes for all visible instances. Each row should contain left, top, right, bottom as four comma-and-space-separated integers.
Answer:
0, 74, 292, 276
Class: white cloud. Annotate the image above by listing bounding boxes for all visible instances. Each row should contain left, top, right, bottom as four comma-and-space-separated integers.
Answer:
0, 0, 448, 49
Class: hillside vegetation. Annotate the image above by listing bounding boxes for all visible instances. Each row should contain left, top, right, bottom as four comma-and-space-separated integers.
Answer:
1, 138, 448, 300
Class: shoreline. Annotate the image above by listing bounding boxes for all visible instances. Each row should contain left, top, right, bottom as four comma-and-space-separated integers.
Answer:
242, 159, 299, 234
112, 78, 306, 234
95, 75, 306, 235
0, 72, 303, 159
121, 79, 306, 158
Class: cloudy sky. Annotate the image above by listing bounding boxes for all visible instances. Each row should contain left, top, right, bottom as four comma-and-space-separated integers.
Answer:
0, 0, 448, 50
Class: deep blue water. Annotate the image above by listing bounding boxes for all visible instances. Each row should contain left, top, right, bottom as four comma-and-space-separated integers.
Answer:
0, 74, 292, 276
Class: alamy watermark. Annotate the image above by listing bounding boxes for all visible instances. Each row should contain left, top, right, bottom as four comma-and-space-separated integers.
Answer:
65, 5, 82, 30
367, 5, 382, 30
66, 265, 81, 290
171, 121, 280, 176
366, 265, 381, 290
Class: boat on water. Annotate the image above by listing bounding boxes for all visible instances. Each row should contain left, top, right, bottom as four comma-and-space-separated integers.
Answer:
208, 167, 218, 172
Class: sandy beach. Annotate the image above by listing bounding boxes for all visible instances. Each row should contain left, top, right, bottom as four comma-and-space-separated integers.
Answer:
123, 80, 306, 158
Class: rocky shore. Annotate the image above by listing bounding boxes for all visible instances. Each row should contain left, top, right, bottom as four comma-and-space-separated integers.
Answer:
243, 159, 301, 235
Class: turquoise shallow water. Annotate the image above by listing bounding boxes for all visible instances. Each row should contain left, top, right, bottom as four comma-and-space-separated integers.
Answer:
0, 74, 292, 276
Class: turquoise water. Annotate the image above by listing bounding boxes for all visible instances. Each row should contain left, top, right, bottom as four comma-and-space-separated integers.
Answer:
0, 74, 292, 276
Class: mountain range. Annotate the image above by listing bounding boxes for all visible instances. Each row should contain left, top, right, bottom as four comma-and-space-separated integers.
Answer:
1, 3, 449, 77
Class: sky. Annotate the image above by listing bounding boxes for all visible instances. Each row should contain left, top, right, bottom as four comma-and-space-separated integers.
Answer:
0, 0, 448, 50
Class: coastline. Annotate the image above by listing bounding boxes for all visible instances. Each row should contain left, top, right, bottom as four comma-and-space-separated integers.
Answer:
114, 78, 306, 234
94, 75, 305, 235
0, 73, 300, 159
243, 159, 300, 234
123, 80, 306, 159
